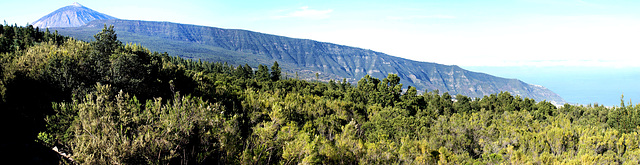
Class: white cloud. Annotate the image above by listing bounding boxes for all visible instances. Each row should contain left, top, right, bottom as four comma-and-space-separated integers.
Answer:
285, 22, 640, 67
520, 0, 598, 7
273, 6, 333, 19
380, 15, 640, 67
386, 14, 456, 20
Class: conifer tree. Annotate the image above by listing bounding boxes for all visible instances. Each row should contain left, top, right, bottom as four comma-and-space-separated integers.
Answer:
92, 24, 121, 57
271, 61, 281, 81
256, 64, 270, 81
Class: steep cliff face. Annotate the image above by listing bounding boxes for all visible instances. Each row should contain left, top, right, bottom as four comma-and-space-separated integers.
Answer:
55, 19, 565, 104
32, 2, 116, 28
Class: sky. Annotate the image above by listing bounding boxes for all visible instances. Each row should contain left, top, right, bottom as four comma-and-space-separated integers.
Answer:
2, 0, 640, 105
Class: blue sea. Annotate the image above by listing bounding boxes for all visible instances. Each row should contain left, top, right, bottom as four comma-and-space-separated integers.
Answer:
462, 66, 640, 107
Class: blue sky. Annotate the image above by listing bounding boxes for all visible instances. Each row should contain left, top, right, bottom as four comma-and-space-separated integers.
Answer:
4, 0, 640, 67
2, 0, 640, 105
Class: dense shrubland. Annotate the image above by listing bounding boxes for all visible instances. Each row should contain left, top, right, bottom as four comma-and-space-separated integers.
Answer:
2, 24, 640, 164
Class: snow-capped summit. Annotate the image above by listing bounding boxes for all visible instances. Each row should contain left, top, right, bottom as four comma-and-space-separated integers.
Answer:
71, 2, 82, 7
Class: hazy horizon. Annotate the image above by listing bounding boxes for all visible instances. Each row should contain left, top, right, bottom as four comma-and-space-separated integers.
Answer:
464, 66, 640, 106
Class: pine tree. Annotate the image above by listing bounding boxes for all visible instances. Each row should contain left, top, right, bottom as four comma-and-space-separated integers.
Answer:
90, 25, 122, 82
271, 61, 281, 81
92, 24, 121, 57
256, 64, 270, 81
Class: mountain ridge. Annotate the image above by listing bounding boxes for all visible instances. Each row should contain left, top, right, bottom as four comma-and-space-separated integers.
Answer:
48, 14, 565, 104
53, 19, 565, 104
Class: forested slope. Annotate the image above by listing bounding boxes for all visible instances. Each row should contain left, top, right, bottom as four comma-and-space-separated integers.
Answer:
2, 24, 640, 164
54, 19, 565, 104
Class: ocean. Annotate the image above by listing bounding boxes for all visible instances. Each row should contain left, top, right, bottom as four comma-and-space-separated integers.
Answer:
463, 66, 640, 107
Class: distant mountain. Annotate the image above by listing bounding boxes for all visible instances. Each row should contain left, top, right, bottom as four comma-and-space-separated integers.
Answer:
32, 2, 116, 28
54, 19, 566, 104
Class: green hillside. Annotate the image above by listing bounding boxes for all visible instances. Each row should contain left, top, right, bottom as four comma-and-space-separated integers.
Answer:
53, 19, 565, 104
4, 23, 640, 164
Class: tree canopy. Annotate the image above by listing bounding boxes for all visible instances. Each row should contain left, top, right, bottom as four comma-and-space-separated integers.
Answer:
2, 24, 640, 164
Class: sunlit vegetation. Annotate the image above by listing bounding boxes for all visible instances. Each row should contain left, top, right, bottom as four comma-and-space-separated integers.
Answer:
2, 24, 640, 164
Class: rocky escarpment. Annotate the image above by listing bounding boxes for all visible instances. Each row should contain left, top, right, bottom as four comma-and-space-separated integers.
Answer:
55, 19, 566, 104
